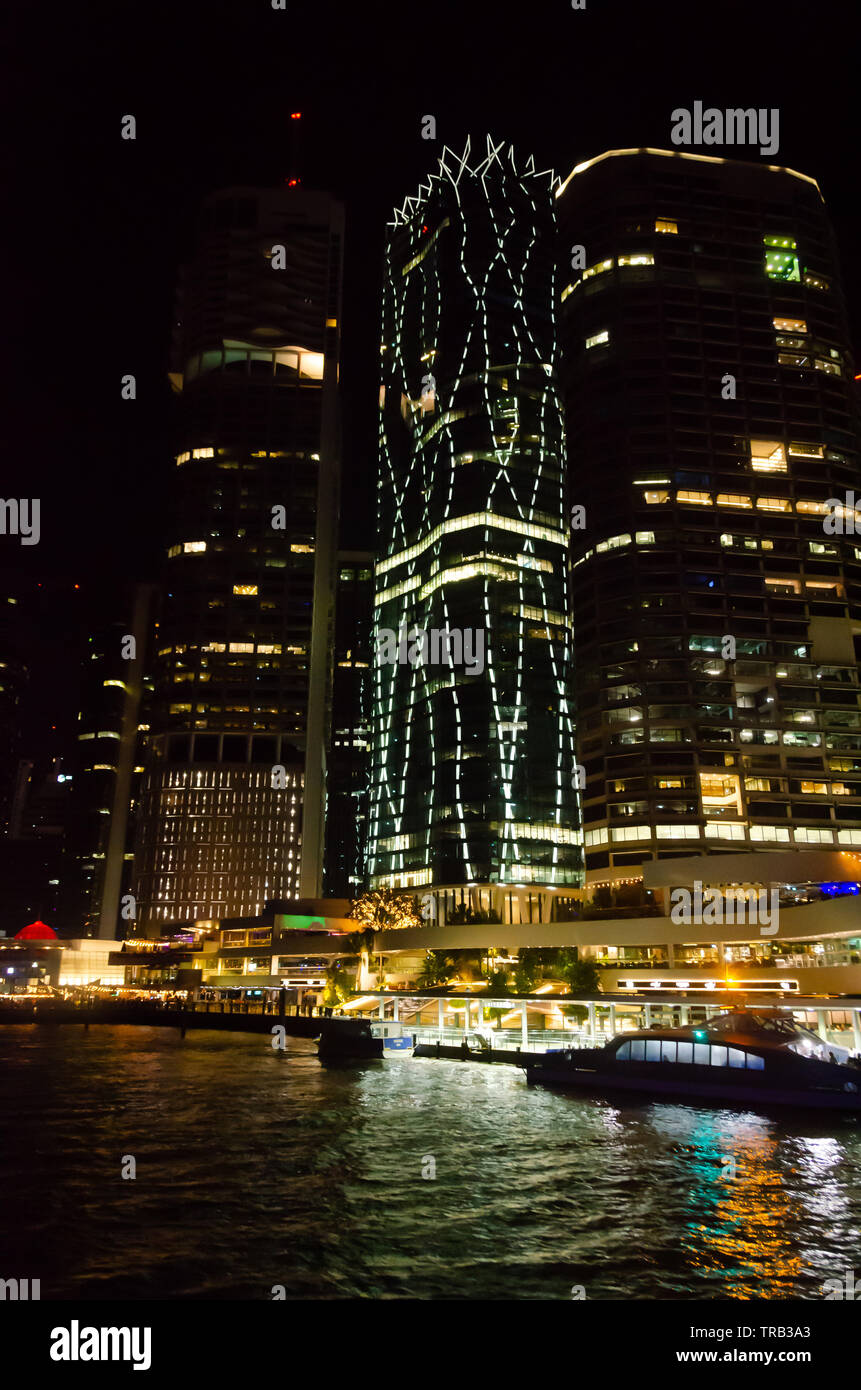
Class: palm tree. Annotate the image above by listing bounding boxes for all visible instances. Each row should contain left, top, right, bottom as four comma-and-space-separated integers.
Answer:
348, 889, 424, 990
417, 951, 453, 988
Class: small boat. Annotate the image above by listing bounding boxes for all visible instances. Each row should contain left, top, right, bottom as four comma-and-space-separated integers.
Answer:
317, 1018, 416, 1060
523, 1010, 861, 1113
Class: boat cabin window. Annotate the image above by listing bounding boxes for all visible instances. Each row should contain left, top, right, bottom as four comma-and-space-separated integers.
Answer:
615, 1040, 765, 1070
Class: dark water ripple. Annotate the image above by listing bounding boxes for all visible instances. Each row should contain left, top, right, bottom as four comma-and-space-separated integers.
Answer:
1, 1025, 860, 1299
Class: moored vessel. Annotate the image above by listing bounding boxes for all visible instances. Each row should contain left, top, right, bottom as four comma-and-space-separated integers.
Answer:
523, 1010, 861, 1113
317, 1017, 416, 1060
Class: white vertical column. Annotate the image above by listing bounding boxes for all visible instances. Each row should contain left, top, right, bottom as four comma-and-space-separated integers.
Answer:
609, 1004, 617, 1037
392, 997, 399, 1022
521, 1003, 529, 1049
644, 1003, 652, 1029
438, 998, 445, 1032
852, 1008, 861, 1054
587, 1001, 596, 1041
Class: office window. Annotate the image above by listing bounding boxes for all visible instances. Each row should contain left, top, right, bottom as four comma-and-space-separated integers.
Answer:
749, 440, 786, 474
763, 236, 800, 282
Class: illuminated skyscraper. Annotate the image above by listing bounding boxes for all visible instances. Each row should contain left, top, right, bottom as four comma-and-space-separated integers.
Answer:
324, 550, 373, 898
557, 149, 861, 896
134, 186, 344, 929
370, 137, 581, 925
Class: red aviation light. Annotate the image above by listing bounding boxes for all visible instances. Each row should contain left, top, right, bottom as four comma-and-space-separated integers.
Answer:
290, 112, 302, 120
287, 178, 300, 187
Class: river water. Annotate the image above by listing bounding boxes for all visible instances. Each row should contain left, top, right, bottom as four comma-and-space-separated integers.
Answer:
1, 1024, 859, 1300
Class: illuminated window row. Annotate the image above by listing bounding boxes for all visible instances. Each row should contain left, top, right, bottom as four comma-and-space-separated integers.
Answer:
377, 510, 568, 576
418, 559, 519, 599
572, 531, 654, 568
561, 251, 655, 301
643, 490, 855, 519
175, 447, 214, 465
515, 603, 569, 626
168, 541, 207, 557
495, 822, 580, 845
375, 834, 420, 852
401, 217, 450, 275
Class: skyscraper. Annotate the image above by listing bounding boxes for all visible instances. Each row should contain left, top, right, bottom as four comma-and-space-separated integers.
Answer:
67, 586, 153, 938
369, 137, 581, 925
323, 550, 373, 899
557, 149, 861, 896
134, 186, 344, 930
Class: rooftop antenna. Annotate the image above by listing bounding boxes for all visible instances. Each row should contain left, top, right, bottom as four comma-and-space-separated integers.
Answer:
286, 110, 302, 186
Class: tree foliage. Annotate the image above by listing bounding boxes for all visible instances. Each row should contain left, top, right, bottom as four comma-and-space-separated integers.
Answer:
348, 889, 422, 932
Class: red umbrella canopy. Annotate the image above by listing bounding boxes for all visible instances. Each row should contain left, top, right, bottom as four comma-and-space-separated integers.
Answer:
15, 921, 58, 940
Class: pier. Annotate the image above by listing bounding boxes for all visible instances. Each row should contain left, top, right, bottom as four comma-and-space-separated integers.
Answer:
2, 987, 859, 1059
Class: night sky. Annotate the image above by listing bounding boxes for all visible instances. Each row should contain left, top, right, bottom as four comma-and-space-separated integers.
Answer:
6, 0, 860, 599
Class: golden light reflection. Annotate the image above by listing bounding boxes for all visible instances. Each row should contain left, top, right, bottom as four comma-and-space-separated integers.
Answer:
672, 1114, 803, 1298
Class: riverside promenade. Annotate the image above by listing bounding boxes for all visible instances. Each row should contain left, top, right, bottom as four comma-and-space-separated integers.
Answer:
0, 997, 322, 1038
0, 1000, 539, 1065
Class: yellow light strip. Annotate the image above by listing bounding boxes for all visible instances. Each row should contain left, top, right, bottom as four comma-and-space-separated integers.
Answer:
556, 147, 820, 199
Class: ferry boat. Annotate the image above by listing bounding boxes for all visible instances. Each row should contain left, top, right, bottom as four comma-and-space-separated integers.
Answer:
523, 1010, 861, 1113
317, 1017, 416, 1060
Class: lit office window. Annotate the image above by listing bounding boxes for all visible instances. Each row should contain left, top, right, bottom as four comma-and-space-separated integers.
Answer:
763, 236, 800, 282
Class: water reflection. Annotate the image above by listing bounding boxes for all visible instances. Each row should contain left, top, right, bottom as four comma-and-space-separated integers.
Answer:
1, 1027, 859, 1300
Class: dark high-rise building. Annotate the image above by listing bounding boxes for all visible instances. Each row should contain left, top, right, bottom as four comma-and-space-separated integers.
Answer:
323, 550, 373, 898
557, 148, 861, 896
67, 585, 153, 938
0, 579, 86, 933
369, 138, 581, 925
0, 592, 30, 837
134, 186, 344, 930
